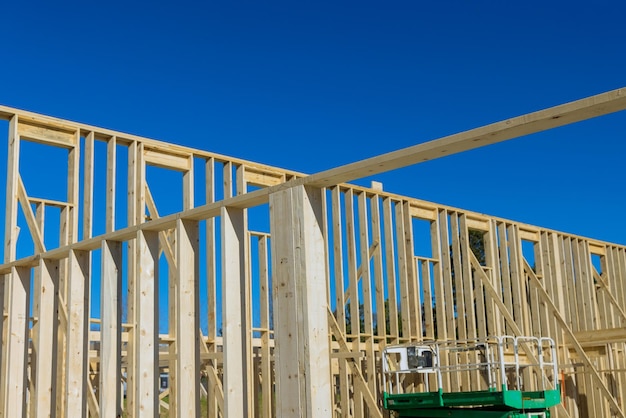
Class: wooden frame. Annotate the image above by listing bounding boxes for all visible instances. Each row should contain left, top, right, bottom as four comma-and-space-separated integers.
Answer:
0, 87, 625, 417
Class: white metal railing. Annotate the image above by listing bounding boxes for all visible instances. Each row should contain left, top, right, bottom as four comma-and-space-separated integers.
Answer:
382, 335, 558, 396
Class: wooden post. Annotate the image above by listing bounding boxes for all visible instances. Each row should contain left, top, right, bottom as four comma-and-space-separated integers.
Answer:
4, 115, 19, 262
106, 136, 117, 234
83, 132, 95, 239
1, 266, 30, 418
134, 230, 159, 417
65, 250, 90, 418
32, 258, 59, 418
100, 240, 122, 418
176, 218, 200, 418
270, 185, 332, 417
221, 206, 252, 417
205, 158, 219, 418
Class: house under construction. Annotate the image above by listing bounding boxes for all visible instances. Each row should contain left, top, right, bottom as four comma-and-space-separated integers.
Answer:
1, 88, 626, 418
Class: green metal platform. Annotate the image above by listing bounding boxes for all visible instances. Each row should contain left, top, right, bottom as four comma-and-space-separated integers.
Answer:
384, 387, 560, 417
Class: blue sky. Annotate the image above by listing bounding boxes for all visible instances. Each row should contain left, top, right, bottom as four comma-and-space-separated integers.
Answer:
1, 0, 624, 247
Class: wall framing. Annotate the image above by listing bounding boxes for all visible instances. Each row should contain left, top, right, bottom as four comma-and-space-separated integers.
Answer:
0, 88, 625, 417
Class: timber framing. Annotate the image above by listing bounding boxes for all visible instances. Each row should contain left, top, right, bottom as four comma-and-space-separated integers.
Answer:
0, 87, 625, 417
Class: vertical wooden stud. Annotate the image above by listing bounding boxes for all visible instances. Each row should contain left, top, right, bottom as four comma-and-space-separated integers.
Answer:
134, 230, 159, 417
357, 192, 376, 398
4, 115, 19, 262
106, 136, 117, 233
65, 250, 90, 418
258, 234, 272, 418
1, 266, 30, 418
32, 259, 59, 418
383, 198, 399, 343
83, 132, 95, 239
221, 206, 252, 417
270, 185, 332, 417
100, 240, 122, 418
331, 187, 350, 417
205, 158, 219, 418
67, 132, 80, 243
176, 219, 200, 418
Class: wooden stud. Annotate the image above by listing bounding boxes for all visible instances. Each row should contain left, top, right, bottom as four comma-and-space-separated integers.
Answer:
357, 192, 376, 398
83, 132, 95, 239
31, 258, 59, 418
330, 187, 350, 417
134, 230, 159, 417
67, 132, 80, 243
183, 157, 194, 210
100, 240, 122, 418
65, 250, 90, 418
258, 234, 273, 418
205, 157, 220, 418
106, 136, 117, 233
176, 219, 200, 418
269, 185, 332, 417
221, 206, 252, 417
369, 194, 386, 342
1, 266, 30, 418
394, 201, 411, 341
4, 115, 19, 262
382, 198, 399, 343
402, 201, 420, 340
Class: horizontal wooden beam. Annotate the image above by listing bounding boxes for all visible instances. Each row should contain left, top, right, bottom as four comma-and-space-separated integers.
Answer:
573, 327, 626, 346
303, 87, 626, 187
0, 104, 305, 178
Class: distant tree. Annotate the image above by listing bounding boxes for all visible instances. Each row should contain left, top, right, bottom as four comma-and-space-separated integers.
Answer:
339, 229, 486, 341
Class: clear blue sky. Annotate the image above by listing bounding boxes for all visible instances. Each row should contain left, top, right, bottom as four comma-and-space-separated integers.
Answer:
1, 0, 624, 245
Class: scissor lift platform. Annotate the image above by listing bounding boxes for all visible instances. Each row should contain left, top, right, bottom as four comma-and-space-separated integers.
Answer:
381, 336, 561, 418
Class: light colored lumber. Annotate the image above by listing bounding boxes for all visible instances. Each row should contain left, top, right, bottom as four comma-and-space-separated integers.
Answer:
100, 240, 122, 418
175, 219, 200, 418
304, 87, 626, 187
65, 250, 90, 418
369, 194, 386, 341
243, 166, 286, 187
357, 191, 376, 396
1, 266, 30, 418
67, 132, 80, 243
17, 119, 76, 147
382, 198, 399, 342
31, 258, 59, 418
16, 175, 46, 253
573, 327, 626, 346
394, 201, 411, 339
134, 230, 159, 417
524, 259, 625, 417
83, 131, 95, 239
327, 309, 382, 418
4, 116, 19, 262
106, 136, 117, 233
144, 148, 192, 171
221, 206, 252, 417
125, 142, 138, 418
270, 185, 332, 417
330, 187, 350, 417
257, 234, 272, 418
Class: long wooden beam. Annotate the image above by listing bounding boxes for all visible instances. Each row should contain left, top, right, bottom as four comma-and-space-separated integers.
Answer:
304, 87, 626, 187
